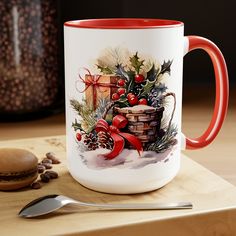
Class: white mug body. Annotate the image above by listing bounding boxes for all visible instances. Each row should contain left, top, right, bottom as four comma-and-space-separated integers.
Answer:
64, 21, 184, 194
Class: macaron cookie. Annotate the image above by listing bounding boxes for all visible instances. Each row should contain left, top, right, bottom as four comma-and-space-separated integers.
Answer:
0, 148, 38, 191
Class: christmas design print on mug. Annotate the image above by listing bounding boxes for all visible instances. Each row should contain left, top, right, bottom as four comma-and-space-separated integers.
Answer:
70, 48, 177, 170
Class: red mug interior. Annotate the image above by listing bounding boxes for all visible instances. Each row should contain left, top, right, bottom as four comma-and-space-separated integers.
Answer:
64, 18, 183, 29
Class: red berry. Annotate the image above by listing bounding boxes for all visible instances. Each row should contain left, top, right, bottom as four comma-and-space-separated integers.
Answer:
127, 93, 135, 100
76, 132, 82, 141
129, 96, 138, 106
112, 93, 120, 100
135, 74, 145, 83
117, 88, 126, 95
138, 98, 148, 105
117, 79, 125, 87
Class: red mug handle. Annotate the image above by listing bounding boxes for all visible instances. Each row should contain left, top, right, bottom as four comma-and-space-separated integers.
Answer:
183, 36, 229, 149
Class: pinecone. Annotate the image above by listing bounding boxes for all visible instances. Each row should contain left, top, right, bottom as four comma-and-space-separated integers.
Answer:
83, 132, 99, 150
97, 131, 114, 150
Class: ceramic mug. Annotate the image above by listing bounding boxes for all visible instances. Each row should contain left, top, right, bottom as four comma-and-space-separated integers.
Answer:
64, 19, 228, 194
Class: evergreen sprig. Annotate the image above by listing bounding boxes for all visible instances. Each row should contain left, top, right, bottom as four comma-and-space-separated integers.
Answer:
70, 98, 111, 133
70, 99, 96, 133
147, 125, 178, 153
95, 97, 111, 119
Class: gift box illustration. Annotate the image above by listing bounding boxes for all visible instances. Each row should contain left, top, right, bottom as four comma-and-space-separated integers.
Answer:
79, 68, 120, 110
81, 72, 120, 110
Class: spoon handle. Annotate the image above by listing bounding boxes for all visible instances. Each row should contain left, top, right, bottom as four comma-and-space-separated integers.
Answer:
75, 201, 193, 210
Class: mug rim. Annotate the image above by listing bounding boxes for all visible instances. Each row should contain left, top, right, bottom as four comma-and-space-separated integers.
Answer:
64, 18, 184, 29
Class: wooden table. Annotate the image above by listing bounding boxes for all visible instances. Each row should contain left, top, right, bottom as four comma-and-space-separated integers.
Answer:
1, 135, 236, 235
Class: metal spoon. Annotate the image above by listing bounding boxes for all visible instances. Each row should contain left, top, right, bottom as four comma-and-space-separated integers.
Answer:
18, 194, 193, 218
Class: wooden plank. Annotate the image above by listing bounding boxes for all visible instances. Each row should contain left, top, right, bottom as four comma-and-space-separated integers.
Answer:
0, 135, 236, 235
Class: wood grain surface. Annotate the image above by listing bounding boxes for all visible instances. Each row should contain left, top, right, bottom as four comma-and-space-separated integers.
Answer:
0, 136, 236, 235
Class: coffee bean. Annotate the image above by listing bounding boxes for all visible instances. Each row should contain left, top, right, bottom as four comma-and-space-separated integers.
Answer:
52, 159, 61, 164
37, 164, 46, 173
42, 158, 53, 164
44, 172, 52, 179
42, 163, 52, 169
31, 181, 41, 189
45, 170, 58, 179
45, 152, 55, 159
46, 152, 61, 164
40, 173, 50, 183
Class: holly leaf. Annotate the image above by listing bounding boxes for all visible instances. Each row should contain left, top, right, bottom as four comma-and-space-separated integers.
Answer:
129, 52, 144, 73
146, 64, 158, 82
72, 119, 83, 132
115, 97, 129, 107
139, 64, 158, 97
126, 70, 135, 92
140, 80, 156, 97
127, 70, 135, 78
160, 60, 173, 75
97, 65, 113, 74
116, 64, 136, 94
115, 64, 129, 80
155, 83, 168, 94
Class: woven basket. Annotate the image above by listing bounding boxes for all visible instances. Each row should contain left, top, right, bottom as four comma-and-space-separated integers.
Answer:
114, 105, 164, 148
102, 92, 176, 149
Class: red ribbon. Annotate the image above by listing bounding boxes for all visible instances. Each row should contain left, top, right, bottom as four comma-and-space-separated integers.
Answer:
78, 68, 117, 109
95, 115, 143, 159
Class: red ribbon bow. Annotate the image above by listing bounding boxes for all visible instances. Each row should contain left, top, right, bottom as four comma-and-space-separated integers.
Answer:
95, 115, 143, 159
78, 68, 117, 109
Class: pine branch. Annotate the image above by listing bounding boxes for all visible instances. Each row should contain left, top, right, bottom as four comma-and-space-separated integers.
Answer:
96, 97, 111, 119
70, 99, 83, 115
147, 125, 178, 153
70, 99, 97, 133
